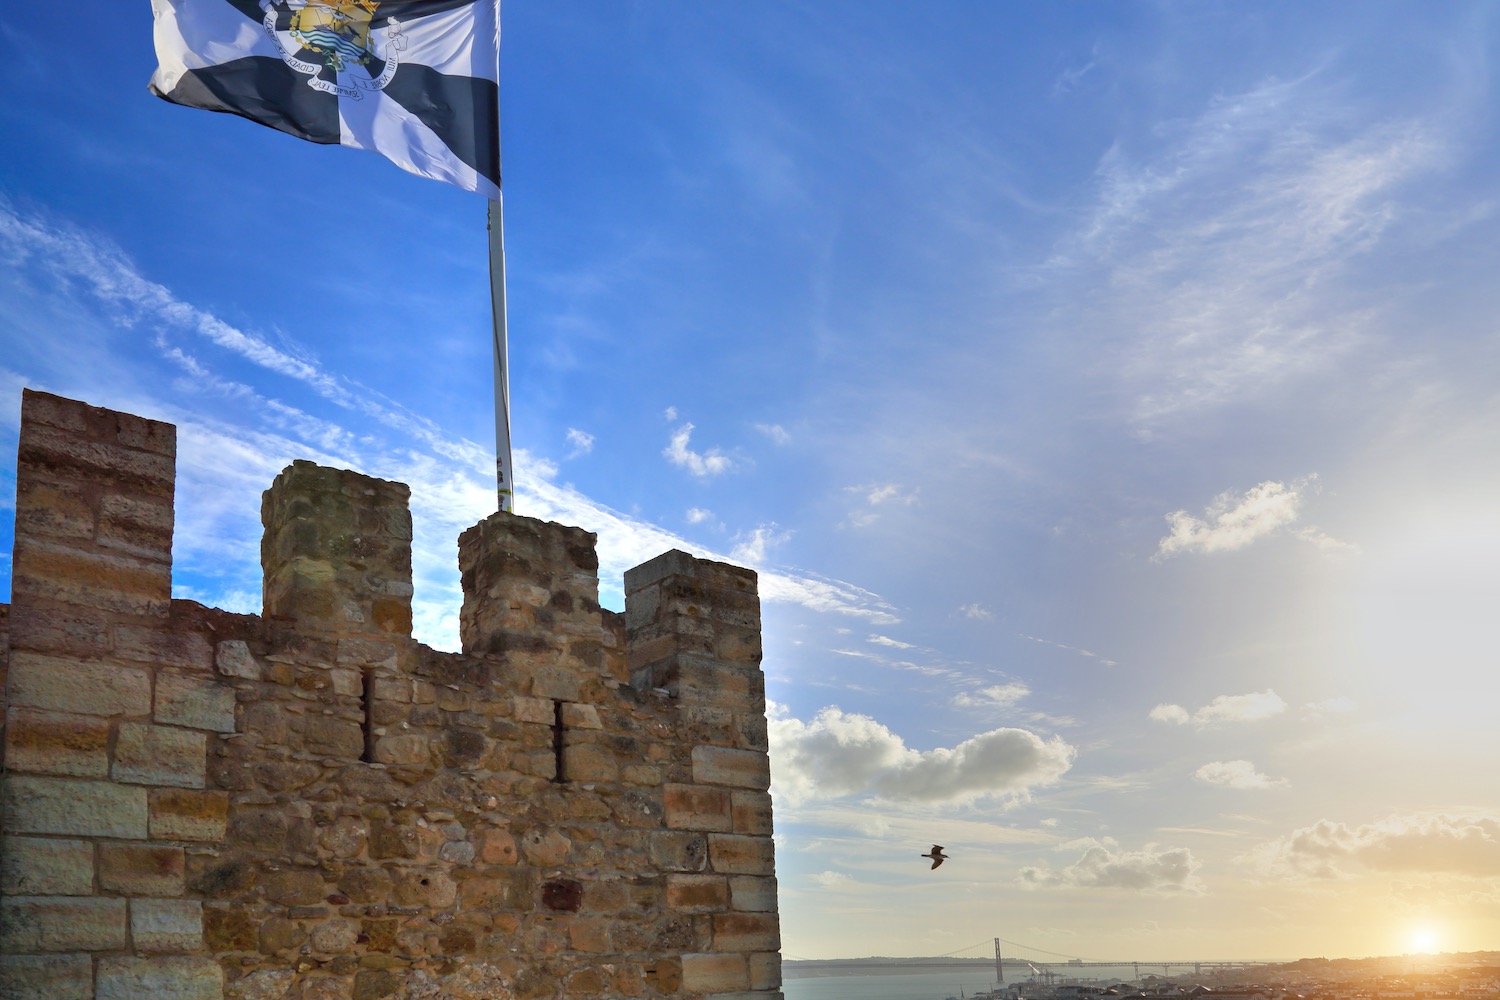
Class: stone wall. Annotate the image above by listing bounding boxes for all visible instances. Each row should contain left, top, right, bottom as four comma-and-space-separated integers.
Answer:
0, 390, 781, 1000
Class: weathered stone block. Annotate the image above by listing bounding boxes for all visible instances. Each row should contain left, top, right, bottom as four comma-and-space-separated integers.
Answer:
303, 716, 363, 758
215, 640, 260, 679
150, 788, 230, 841
99, 843, 186, 896
692, 746, 771, 790
729, 875, 778, 912
113, 722, 207, 788
475, 827, 518, 865
665, 783, 733, 832
132, 898, 204, 952
513, 696, 553, 724
353, 969, 403, 1000
566, 916, 611, 953
263, 868, 326, 906
0, 952, 93, 1000
709, 834, 776, 876
96, 956, 224, 1000
712, 911, 781, 952
336, 637, 399, 668
371, 677, 411, 703
391, 868, 456, 908
5, 707, 110, 777
666, 873, 730, 912
731, 790, 774, 835
225, 970, 294, 999
308, 918, 360, 954
373, 733, 429, 766
204, 907, 260, 952
680, 952, 749, 994
560, 702, 601, 729
562, 742, 619, 783
750, 951, 782, 990
3, 605, 111, 659
0, 836, 94, 896
11, 539, 170, 617
97, 495, 175, 561
7, 652, 151, 717
649, 830, 709, 873
3, 775, 147, 838
0, 895, 128, 951
155, 672, 236, 732
113, 623, 211, 672
529, 665, 582, 701
672, 657, 762, 709
13, 478, 93, 542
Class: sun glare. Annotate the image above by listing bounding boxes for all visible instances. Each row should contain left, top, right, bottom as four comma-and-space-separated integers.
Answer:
1409, 928, 1439, 954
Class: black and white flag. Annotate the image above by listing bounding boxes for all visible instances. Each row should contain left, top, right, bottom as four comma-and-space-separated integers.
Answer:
150, 0, 500, 198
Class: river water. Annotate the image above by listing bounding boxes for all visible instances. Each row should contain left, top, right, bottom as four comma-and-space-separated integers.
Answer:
782, 968, 1146, 1000
783, 972, 1002, 1000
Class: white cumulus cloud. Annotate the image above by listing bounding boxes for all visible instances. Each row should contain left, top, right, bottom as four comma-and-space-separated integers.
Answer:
809, 870, 857, 889
953, 683, 1030, 710
1151, 689, 1287, 728
1194, 760, 1288, 790
842, 482, 918, 528
769, 705, 1075, 806
1156, 480, 1307, 558
731, 523, 791, 564
565, 427, 594, 458
1019, 841, 1204, 893
1253, 813, 1500, 880
663, 423, 734, 477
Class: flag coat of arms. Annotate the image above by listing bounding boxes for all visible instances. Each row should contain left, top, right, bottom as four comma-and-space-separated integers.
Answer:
149, 0, 500, 198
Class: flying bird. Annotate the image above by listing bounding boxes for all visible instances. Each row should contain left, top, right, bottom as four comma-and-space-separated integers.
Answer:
922, 845, 949, 869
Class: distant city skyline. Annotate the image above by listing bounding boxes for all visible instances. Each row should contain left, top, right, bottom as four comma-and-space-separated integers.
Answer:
2, 0, 1498, 960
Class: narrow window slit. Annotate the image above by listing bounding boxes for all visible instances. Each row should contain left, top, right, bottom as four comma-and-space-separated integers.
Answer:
361, 669, 377, 763
551, 700, 566, 783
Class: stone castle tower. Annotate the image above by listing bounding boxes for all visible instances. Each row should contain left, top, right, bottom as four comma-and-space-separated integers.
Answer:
0, 390, 781, 1000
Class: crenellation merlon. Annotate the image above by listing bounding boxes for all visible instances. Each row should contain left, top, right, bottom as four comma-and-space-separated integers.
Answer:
10, 390, 176, 625
261, 460, 414, 638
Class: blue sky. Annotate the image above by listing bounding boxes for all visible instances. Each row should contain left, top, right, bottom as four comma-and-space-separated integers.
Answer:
4, 0, 1499, 962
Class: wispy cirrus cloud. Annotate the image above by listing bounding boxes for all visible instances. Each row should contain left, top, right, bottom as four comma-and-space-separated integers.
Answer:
0, 201, 900, 642
1066, 74, 1443, 425
755, 422, 790, 445
1020, 633, 1118, 667
867, 634, 913, 650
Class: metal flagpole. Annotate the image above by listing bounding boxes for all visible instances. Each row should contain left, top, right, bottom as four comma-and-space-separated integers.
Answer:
487, 195, 514, 513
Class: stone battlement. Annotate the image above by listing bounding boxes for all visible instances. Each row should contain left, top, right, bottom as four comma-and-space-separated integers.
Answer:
0, 390, 781, 1000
